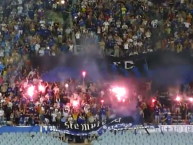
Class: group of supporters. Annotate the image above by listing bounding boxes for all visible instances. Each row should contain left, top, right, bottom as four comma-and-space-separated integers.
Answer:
72, 0, 193, 56
150, 90, 193, 125
0, 0, 72, 125
1, 73, 193, 126
0, 76, 109, 126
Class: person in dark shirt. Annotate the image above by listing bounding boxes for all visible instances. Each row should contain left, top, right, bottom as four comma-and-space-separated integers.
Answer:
4, 105, 12, 122
28, 115, 35, 126
167, 112, 172, 125
100, 105, 106, 121
181, 103, 187, 120
62, 96, 70, 105
54, 20, 59, 35
162, 109, 172, 125
28, 101, 35, 114
155, 105, 160, 124
77, 113, 85, 124
6, 84, 13, 96
14, 110, 20, 125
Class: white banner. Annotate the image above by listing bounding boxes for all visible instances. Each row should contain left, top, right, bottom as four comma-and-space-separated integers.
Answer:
42, 125, 193, 135
159, 125, 193, 133
140, 125, 193, 133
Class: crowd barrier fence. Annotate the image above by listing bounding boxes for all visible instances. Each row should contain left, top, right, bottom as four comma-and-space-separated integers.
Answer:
0, 125, 193, 135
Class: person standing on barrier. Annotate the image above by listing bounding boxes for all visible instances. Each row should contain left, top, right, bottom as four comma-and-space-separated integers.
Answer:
100, 105, 107, 122
14, 109, 20, 126
139, 107, 144, 124
155, 105, 160, 124
51, 109, 57, 126
0, 106, 4, 125
167, 111, 172, 125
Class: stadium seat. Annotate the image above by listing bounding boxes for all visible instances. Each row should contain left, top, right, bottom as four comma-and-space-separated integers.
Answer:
92, 131, 193, 145
0, 133, 68, 145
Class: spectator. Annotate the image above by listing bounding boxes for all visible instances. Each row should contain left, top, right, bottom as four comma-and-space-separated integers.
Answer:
181, 103, 187, 120
0, 106, 4, 124
166, 110, 172, 125
155, 105, 160, 124
189, 114, 193, 124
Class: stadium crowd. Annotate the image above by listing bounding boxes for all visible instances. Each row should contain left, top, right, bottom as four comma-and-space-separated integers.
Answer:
0, 0, 72, 125
0, 0, 193, 128
72, 0, 193, 56
1, 76, 193, 126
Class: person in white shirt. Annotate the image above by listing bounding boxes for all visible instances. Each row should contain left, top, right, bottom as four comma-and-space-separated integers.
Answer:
84, 104, 90, 114
67, 115, 74, 123
0, 107, 4, 124
52, 3, 57, 9
151, 20, 158, 28
69, 43, 74, 52
133, 41, 138, 47
108, 15, 114, 23
18, 0, 23, 5
145, 30, 151, 38
0, 49, 4, 57
124, 42, 129, 50
88, 115, 95, 123
39, 48, 45, 56
51, 51, 56, 56
39, 19, 46, 25
14, 24, 18, 31
51, 110, 57, 125
139, 27, 144, 33
181, 0, 184, 3
143, 20, 147, 25
57, 26, 63, 43
65, 27, 72, 36
132, 35, 138, 41
147, 47, 153, 52
17, 5, 23, 15
103, 21, 109, 31
138, 41, 143, 47
63, 109, 69, 120
127, 38, 133, 43
35, 43, 40, 53
122, 23, 128, 30
75, 31, 81, 45
1, 23, 7, 31
97, 26, 101, 35
28, 70, 35, 78
116, 20, 121, 28
184, 22, 191, 28
24, 3, 29, 11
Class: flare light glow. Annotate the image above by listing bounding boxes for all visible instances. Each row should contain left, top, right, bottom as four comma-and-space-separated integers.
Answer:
111, 87, 127, 102
27, 86, 35, 97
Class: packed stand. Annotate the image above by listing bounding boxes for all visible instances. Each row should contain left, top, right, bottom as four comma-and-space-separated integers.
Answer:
0, 0, 74, 59
72, 0, 193, 56
0, 69, 193, 126
0, 76, 130, 126
0, 0, 73, 126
